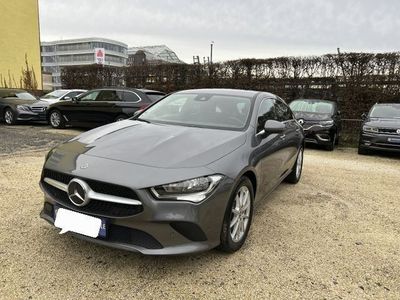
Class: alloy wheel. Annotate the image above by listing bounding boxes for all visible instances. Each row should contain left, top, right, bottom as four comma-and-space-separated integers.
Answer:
50, 111, 61, 127
4, 110, 13, 124
230, 186, 251, 243
296, 148, 303, 179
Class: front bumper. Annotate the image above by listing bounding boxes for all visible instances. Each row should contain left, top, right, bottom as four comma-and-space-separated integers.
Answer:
359, 132, 400, 153
303, 124, 334, 146
39, 174, 233, 255
16, 110, 46, 121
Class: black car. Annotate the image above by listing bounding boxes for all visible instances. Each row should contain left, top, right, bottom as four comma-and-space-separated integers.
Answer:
47, 88, 165, 129
0, 88, 48, 125
358, 103, 400, 155
289, 99, 341, 150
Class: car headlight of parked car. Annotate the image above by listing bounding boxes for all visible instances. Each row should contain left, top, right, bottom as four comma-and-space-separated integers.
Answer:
319, 120, 334, 126
150, 175, 223, 202
363, 125, 379, 133
17, 105, 31, 112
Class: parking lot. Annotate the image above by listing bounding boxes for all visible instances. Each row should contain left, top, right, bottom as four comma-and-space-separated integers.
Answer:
0, 124, 399, 299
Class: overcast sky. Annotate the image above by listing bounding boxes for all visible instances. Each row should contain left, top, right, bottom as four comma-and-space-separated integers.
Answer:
39, 0, 400, 63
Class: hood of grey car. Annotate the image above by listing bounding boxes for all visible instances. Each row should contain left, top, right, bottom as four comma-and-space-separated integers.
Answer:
365, 118, 400, 128
66, 120, 247, 168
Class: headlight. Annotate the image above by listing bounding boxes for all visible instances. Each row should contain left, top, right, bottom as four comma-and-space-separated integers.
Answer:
363, 125, 379, 133
150, 175, 223, 202
319, 120, 334, 126
17, 105, 31, 112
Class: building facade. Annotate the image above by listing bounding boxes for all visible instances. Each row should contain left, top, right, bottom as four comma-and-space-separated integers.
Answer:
0, 0, 42, 89
41, 38, 128, 90
127, 45, 184, 65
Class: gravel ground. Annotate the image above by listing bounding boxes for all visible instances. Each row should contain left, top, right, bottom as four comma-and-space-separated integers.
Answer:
0, 125, 399, 299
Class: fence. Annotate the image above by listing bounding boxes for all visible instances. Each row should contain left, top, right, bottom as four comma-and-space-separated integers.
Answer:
61, 52, 400, 146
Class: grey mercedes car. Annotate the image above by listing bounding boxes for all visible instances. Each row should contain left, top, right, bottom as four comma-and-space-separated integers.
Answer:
40, 89, 304, 255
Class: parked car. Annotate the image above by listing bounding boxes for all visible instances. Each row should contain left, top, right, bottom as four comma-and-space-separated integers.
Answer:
358, 103, 400, 155
47, 88, 165, 129
0, 88, 48, 124
40, 89, 304, 255
289, 98, 341, 151
41, 89, 87, 104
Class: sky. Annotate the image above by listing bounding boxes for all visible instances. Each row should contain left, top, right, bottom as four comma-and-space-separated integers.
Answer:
39, 0, 400, 63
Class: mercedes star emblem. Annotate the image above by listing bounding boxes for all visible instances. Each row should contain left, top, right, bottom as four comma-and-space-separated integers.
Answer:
67, 178, 91, 206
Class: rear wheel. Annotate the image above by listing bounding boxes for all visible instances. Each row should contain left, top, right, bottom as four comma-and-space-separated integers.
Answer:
49, 110, 65, 129
218, 177, 254, 253
285, 147, 304, 184
4, 108, 16, 125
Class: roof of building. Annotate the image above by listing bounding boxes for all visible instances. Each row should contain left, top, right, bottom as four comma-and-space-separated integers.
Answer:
41, 37, 127, 48
128, 45, 184, 64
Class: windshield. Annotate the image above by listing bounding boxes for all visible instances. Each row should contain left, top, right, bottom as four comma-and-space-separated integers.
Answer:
2, 91, 37, 101
370, 104, 400, 119
138, 93, 252, 130
42, 90, 67, 99
289, 99, 335, 114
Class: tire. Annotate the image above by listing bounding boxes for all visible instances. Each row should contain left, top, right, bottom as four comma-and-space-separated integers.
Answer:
4, 108, 16, 125
358, 146, 371, 155
114, 114, 128, 122
325, 133, 336, 151
285, 146, 304, 184
218, 177, 254, 253
49, 109, 65, 129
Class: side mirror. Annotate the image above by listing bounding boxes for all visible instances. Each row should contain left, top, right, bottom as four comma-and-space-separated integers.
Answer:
72, 96, 80, 103
256, 120, 285, 138
361, 112, 367, 120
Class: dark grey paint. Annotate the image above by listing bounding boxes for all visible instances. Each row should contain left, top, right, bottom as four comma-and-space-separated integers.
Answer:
40, 89, 304, 255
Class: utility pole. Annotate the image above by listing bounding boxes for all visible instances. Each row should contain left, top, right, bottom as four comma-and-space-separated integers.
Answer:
210, 41, 214, 64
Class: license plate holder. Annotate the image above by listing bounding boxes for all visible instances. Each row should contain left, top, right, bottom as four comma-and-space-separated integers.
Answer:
54, 206, 107, 238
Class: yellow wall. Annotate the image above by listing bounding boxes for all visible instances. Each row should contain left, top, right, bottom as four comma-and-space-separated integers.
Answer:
0, 0, 42, 89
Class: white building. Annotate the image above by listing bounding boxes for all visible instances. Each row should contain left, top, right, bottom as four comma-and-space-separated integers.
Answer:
41, 37, 128, 89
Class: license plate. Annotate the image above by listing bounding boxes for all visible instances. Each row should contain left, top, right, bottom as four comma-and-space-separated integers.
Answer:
388, 138, 400, 144
54, 207, 107, 238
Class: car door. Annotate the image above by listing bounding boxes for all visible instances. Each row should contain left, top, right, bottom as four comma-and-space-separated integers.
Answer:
275, 97, 302, 176
52, 90, 97, 124
87, 90, 122, 124
120, 90, 145, 116
253, 98, 288, 197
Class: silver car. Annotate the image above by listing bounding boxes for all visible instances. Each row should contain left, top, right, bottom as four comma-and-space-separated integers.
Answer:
40, 89, 304, 255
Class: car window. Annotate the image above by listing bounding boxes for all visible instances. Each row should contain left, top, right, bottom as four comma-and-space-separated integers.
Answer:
80, 91, 100, 101
275, 99, 292, 121
123, 91, 141, 102
257, 98, 277, 132
146, 93, 164, 102
64, 91, 81, 99
139, 93, 252, 130
96, 90, 123, 102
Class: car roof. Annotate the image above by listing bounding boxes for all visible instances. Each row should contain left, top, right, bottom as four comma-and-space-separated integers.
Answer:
174, 88, 272, 99
90, 87, 164, 94
137, 88, 165, 94
374, 103, 400, 106
292, 98, 336, 103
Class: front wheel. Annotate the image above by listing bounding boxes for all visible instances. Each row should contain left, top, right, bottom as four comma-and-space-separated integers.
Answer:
218, 177, 254, 253
285, 146, 304, 184
49, 110, 65, 129
325, 133, 336, 151
4, 108, 16, 125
